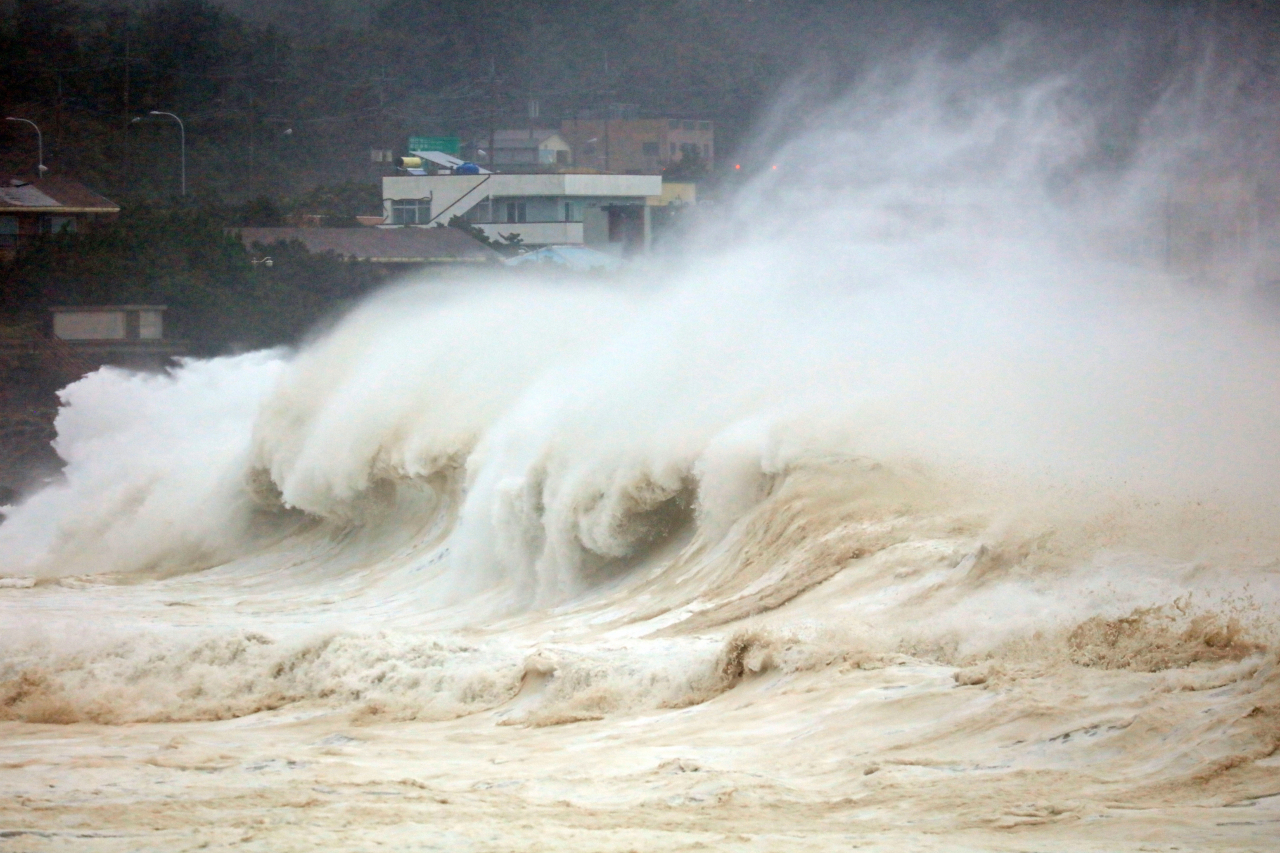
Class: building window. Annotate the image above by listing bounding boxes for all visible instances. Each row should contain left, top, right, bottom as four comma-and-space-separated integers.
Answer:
642, 141, 659, 156
505, 201, 527, 223
564, 201, 583, 222
138, 310, 164, 340
39, 215, 76, 235
391, 198, 431, 225
53, 310, 126, 341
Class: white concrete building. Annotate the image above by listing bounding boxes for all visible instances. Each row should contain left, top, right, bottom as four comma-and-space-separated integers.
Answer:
382, 173, 662, 255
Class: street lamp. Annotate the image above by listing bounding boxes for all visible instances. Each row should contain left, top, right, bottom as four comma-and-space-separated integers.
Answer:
5, 117, 45, 179
149, 110, 185, 196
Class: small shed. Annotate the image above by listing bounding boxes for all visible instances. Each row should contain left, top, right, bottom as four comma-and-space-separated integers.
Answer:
488, 130, 572, 167
51, 305, 167, 342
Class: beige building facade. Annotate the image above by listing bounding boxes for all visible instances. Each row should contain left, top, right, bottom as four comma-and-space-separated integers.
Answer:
559, 118, 714, 174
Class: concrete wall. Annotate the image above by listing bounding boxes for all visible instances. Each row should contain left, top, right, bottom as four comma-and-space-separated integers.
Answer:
648, 181, 697, 206
52, 307, 167, 342
382, 175, 490, 226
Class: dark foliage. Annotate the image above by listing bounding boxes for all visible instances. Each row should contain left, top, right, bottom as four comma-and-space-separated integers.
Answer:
0, 0, 784, 204
3, 203, 383, 352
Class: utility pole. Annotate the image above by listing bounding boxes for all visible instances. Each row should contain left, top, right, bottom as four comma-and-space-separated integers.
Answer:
602, 51, 611, 172
375, 66, 386, 167
122, 24, 131, 131
488, 58, 497, 172
247, 90, 255, 191
55, 71, 63, 145
369, 66, 398, 179
120, 13, 132, 180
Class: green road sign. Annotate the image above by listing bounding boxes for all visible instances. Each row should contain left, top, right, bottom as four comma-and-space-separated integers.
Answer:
408, 136, 461, 156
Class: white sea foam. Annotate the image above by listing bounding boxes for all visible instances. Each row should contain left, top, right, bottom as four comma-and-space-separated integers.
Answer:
0, 351, 288, 579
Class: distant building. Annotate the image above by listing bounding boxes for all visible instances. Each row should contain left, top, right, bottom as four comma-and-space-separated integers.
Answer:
52, 305, 166, 342
236, 225, 502, 267
382, 173, 663, 256
44, 305, 184, 371
478, 130, 572, 168
0, 176, 120, 261
559, 117, 714, 174
0, 304, 179, 488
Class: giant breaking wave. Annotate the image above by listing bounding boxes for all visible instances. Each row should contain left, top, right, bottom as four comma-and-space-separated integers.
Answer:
2, 38, 1280, 843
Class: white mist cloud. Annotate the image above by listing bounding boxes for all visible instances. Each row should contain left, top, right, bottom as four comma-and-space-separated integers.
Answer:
3, 23, 1279, 613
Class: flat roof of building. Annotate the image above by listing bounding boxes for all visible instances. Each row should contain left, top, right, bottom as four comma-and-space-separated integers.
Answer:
235, 226, 501, 263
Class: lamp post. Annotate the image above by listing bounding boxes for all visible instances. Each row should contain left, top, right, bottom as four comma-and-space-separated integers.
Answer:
5, 117, 44, 179
149, 110, 185, 196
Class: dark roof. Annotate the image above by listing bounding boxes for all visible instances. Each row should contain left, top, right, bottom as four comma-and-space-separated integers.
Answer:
0, 176, 120, 214
235, 226, 501, 264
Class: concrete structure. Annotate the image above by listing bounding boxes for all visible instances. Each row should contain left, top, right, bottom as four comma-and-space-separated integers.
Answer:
43, 305, 185, 371
382, 173, 662, 255
52, 305, 166, 342
648, 181, 697, 207
0, 176, 120, 261
236, 226, 500, 266
559, 118, 714, 174
484, 130, 572, 168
